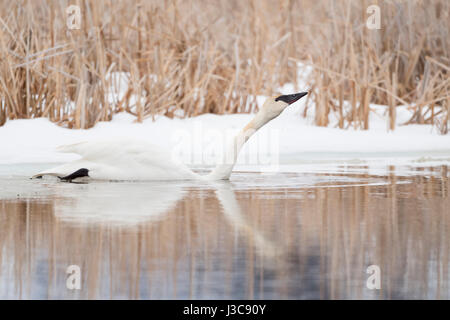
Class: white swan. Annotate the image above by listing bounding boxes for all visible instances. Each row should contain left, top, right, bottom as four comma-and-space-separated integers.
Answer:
32, 92, 307, 181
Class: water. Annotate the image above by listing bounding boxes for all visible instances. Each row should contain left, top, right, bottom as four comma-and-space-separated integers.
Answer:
0, 163, 449, 299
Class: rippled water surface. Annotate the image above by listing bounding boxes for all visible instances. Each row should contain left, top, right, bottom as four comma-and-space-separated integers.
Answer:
0, 163, 449, 299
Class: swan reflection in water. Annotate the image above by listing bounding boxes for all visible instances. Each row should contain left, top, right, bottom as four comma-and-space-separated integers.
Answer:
0, 168, 449, 299
52, 180, 279, 258
52, 182, 186, 225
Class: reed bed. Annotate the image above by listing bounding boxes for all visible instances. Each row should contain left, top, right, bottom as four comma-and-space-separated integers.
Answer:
0, 0, 448, 132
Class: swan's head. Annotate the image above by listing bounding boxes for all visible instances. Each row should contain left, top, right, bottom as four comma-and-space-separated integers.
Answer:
260, 92, 308, 120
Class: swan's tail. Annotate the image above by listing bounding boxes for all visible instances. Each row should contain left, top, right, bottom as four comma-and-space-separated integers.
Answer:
32, 164, 71, 179
31, 172, 62, 179
31, 161, 91, 181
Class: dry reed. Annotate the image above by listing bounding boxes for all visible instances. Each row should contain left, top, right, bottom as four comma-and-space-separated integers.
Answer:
0, 0, 448, 132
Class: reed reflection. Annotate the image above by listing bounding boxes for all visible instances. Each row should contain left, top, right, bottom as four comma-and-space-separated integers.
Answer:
0, 166, 448, 299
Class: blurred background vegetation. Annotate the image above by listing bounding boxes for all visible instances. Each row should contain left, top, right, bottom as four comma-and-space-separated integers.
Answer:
0, 0, 448, 132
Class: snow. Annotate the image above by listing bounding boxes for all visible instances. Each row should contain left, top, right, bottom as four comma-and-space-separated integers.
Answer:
1, 99, 449, 167
0, 63, 449, 168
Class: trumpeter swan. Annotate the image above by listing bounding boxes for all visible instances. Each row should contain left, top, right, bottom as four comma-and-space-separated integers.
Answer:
32, 92, 307, 181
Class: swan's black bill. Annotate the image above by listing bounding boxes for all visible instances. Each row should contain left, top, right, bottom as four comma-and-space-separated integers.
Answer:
275, 92, 308, 105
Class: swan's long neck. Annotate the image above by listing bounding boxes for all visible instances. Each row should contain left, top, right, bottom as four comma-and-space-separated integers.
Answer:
205, 110, 270, 180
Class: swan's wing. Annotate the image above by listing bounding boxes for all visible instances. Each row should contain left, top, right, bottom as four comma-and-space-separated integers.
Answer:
33, 138, 197, 180
56, 139, 171, 160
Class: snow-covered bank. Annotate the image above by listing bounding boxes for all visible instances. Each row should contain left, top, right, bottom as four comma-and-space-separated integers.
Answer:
2, 63, 448, 169
1, 97, 449, 166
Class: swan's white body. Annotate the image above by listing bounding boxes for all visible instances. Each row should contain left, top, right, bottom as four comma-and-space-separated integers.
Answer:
44, 139, 198, 180
33, 93, 307, 181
